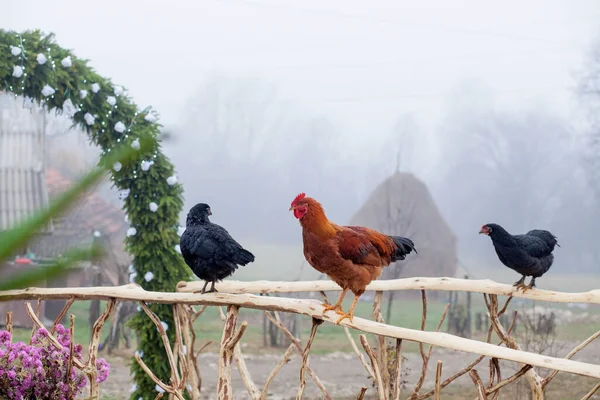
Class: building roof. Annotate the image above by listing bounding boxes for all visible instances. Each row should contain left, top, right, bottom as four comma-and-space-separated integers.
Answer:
45, 169, 127, 236
27, 168, 130, 261
350, 172, 458, 279
0, 96, 51, 232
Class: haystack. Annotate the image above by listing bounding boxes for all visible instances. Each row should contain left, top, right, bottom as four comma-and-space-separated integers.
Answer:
350, 172, 457, 280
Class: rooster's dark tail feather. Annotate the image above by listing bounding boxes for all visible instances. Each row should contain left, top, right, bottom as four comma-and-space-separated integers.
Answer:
389, 236, 417, 261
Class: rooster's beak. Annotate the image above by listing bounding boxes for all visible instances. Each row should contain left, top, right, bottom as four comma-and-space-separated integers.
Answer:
478, 229, 484, 234
289, 207, 294, 211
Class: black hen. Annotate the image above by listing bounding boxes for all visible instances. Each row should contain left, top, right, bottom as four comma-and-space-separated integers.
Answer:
479, 223, 558, 291
180, 203, 255, 293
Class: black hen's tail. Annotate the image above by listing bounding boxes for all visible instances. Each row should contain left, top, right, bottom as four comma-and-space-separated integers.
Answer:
233, 248, 255, 266
526, 229, 560, 251
389, 236, 417, 261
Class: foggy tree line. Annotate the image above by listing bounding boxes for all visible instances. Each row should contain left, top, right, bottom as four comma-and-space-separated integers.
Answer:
165, 38, 600, 274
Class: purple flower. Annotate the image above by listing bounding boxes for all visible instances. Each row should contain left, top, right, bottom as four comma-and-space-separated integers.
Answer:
0, 328, 110, 399
0, 331, 11, 344
96, 358, 110, 383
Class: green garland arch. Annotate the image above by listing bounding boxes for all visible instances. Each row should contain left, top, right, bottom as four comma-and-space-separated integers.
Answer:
0, 30, 191, 399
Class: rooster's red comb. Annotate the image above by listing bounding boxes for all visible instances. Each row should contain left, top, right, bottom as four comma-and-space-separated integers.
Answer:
291, 193, 306, 207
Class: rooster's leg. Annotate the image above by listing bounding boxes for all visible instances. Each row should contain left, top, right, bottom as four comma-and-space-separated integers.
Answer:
513, 276, 526, 291
322, 288, 348, 315
195, 280, 210, 294
335, 295, 360, 325
523, 277, 537, 292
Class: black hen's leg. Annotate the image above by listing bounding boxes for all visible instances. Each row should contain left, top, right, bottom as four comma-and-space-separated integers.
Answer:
204, 280, 218, 293
194, 280, 210, 294
513, 276, 525, 286
513, 276, 526, 291
524, 277, 537, 292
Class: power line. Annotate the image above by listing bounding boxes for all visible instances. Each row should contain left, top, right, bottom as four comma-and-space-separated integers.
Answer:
321, 85, 573, 103
260, 46, 583, 71
218, 0, 585, 44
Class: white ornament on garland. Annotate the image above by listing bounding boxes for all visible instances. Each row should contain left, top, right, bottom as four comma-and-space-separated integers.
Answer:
127, 227, 137, 237
131, 139, 140, 150
62, 99, 77, 117
124, 214, 130, 223
41, 85, 55, 97
166, 175, 177, 186
79, 89, 88, 99
177, 226, 185, 236
114, 121, 126, 133
175, 244, 181, 254
12, 66, 23, 78
23, 96, 34, 109
160, 322, 168, 332
156, 385, 166, 394
141, 160, 153, 171
106, 96, 116, 106
93, 230, 101, 237
144, 271, 154, 282
36, 53, 47, 65
129, 272, 137, 283
113, 162, 122, 172
84, 113, 95, 126
114, 86, 124, 96
149, 202, 158, 212
10, 46, 21, 56
144, 113, 157, 123
118, 188, 130, 199
128, 264, 136, 273
61, 56, 72, 68
91, 83, 100, 93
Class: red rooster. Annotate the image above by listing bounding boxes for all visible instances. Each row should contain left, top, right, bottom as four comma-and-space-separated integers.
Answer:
290, 193, 417, 324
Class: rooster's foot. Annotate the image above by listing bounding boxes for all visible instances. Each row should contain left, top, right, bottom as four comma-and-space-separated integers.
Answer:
322, 304, 344, 315
335, 311, 354, 325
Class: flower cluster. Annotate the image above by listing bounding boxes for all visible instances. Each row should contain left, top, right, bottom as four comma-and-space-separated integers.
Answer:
0, 325, 110, 399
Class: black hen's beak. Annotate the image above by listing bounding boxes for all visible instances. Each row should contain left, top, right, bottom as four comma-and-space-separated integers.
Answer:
207, 208, 212, 216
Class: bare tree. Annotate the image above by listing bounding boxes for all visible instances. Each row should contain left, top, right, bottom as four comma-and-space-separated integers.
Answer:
168, 75, 363, 244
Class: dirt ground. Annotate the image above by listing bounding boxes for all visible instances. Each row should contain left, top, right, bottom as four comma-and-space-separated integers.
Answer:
99, 340, 600, 399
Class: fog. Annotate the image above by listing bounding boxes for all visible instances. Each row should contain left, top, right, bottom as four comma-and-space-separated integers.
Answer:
4, 1, 600, 274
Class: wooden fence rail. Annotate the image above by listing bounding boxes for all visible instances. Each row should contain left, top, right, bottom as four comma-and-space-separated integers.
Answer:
177, 277, 600, 304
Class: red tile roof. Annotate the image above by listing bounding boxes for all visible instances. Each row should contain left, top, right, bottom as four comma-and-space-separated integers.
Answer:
45, 168, 127, 236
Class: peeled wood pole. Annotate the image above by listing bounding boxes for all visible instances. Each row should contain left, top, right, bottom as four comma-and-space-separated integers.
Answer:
179, 278, 600, 305
217, 305, 248, 400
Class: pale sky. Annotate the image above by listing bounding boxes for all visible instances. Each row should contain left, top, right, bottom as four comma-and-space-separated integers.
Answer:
3, 0, 600, 150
